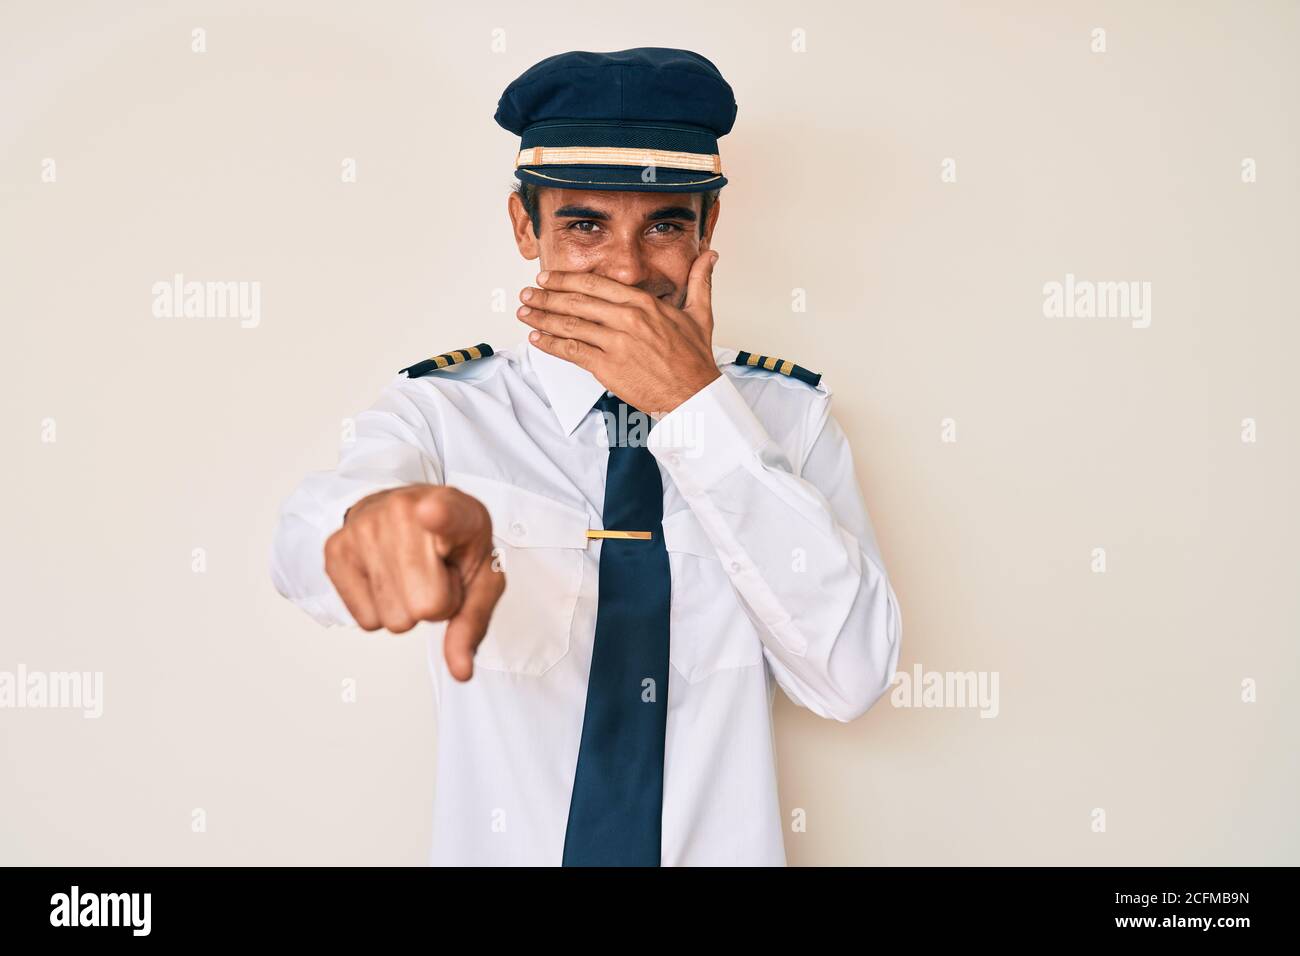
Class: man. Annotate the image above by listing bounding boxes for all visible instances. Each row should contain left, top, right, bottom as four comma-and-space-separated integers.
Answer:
271, 47, 901, 866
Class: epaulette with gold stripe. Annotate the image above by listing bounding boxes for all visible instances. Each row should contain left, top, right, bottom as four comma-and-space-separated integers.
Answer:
400, 343, 493, 378
733, 350, 822, 387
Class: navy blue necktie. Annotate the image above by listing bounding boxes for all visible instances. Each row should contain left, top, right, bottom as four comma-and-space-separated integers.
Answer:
562, 393, 672, 866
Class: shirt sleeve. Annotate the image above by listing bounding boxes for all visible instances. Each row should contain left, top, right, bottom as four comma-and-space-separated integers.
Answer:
647, 373, 902, 722
269, 381, 443, 627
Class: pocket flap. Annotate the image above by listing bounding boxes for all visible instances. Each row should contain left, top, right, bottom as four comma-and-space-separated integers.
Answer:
446, 471, 589, 549
661, 508, 720, 560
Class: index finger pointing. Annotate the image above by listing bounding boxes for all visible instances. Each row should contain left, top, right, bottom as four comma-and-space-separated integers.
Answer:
442, 557, 507, 681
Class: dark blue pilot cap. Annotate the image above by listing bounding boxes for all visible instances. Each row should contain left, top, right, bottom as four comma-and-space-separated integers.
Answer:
494, 47, 737, 193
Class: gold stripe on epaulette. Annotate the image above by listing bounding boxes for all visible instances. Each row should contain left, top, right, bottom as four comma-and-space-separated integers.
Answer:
400, 343, 495, 379
732, 348, 822, 388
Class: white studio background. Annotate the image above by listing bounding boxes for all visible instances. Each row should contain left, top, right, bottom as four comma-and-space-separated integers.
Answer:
1, 0, 1296, 864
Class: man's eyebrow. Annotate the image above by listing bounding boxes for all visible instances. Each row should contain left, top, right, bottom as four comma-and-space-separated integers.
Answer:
549, 205, 699, 223
645, 206, 697, 222
553, 205, 609, 220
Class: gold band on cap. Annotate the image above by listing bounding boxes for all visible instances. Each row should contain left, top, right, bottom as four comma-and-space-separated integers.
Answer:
519, 168, 723, 187
516, 146, 722, 175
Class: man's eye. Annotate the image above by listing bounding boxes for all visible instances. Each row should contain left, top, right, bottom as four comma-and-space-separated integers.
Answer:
649, 222, 683, 235
569, 221, 600, 233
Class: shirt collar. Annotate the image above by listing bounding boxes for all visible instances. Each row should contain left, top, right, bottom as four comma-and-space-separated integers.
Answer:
525, 340, 737, 437
526, 338, 608, 437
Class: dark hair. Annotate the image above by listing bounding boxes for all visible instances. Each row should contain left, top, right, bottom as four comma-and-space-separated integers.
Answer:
513, 180, 718, 239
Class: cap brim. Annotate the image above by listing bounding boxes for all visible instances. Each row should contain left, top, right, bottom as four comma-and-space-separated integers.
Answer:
515, 164, 726, 193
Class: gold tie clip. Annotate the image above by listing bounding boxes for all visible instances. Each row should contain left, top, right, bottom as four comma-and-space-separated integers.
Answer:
585, 530, 653, 541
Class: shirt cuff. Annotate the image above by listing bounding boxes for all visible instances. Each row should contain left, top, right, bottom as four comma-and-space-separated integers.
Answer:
647, 373, 770, 493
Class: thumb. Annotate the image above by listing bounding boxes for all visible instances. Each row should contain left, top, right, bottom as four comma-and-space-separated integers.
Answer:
683, 249, 718, 321
414, 487, 486, 554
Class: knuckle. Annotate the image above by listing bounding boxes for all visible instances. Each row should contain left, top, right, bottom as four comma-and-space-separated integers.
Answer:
406, 594, 439, 622
412, 583, 457, 621
370, 574, 397, 605
432, 592, 459, 620
350, 601, 380, 630
386, 502, 415, 530
564, 338, 583, 359
350, 510, 380, 542
426, 590, 457, 621
357, 615, 382, 632
386, 615, 415, 634
392, 487, 422, 513
324, 530, 347, 567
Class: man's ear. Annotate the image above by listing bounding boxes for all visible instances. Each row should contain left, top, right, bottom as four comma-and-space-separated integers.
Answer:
507, 192, 540, 260
699, 196, 721, 252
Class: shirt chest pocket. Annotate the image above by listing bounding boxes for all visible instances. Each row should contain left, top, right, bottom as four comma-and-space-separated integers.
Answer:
661, 508, 763, 683
447, 471, 589, 677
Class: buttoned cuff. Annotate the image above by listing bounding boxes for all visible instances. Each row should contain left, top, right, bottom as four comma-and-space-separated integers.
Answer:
647, 373, 770, 493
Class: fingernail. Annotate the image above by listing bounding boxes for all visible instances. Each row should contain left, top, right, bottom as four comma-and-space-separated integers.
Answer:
521, 288, 533, 301
529, 330, 540, 343
518, 306, 531, 316
537, 271, 550, 284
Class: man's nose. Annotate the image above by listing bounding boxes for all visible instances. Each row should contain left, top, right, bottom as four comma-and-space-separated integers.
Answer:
593, 233, 651, 288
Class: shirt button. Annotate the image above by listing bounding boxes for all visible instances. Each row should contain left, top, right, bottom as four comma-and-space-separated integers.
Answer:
510, 521, 526, 538
667, 453, 681, 467
730, 561, 741, 573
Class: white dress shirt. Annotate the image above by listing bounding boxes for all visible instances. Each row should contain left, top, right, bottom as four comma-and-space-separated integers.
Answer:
270, 340, 902, 865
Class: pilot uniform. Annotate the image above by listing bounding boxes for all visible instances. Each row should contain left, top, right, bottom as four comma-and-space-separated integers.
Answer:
270, 48, 902, 866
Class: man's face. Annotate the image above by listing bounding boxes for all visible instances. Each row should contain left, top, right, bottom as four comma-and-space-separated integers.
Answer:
508, 187, 719, 309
